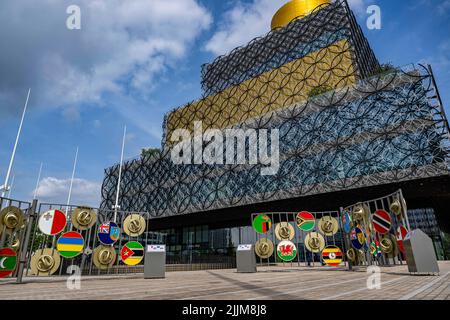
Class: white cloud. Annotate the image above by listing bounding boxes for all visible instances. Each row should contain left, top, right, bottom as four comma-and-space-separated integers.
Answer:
0, 0, 212, 116
34, 177, 102, 207
205, 0, 285, 56
437, 0, 450, 14
205, 0, 368, 57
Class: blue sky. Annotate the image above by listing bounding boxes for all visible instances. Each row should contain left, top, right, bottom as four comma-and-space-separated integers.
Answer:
0, 0, 449, 207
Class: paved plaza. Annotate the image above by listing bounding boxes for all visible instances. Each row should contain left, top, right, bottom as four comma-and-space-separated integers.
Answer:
0, 262, 449, 300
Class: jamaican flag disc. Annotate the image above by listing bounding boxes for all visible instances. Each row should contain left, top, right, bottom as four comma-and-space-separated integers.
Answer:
252, 214, 272, 234
321, 246, 343, 267
0, 248, 17, 278
277, 241, 297, 262
120, 241, 144, 266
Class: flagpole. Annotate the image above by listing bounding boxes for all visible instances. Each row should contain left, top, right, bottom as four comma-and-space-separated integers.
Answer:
113, 126, 126, 223
33, 162, 43, 200
7, 175, 14, 198
1, 88, 31, 198
66, 147, 78, 214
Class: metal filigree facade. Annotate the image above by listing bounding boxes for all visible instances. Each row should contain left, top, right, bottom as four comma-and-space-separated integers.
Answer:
100, 0, 450, 219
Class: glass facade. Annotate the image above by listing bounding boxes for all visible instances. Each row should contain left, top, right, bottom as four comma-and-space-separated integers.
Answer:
407, 208, 446, 260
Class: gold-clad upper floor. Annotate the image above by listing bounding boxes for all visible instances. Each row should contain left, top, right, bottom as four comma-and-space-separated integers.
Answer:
271, 0, 331, 30
164, 39, 355, 145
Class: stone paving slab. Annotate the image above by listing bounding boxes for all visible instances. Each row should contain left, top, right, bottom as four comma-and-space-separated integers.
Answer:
0, 262, 449, 300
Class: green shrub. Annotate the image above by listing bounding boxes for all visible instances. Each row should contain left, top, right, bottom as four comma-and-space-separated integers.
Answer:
370, 63, 396, 77
141, 148, 161, 158
308, 85, 333, 98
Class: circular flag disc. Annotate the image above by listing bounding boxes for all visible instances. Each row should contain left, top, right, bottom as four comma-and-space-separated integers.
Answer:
120, 241, 144, 266
56, 231, 84, 259
275, 222, 295, 241
38, 209, 67, 236
123, 214, 146, 237
255, 238, 274, 259
396, 225, 409, 254
0, 248, 17, 278
318, 216, 339, 236
277, 241, 297, 262
0, 206, 25, 234
372, 210, 392, 235
370, 241, 382, 258
296, 211, 315, 231
93, 245, 116, 270
252, 214, 272, 234
97, 221, 121, 245
350, 226, 366, 250
341, 210, 352, 233
321, 246, 343, 267
304, 232, 325, 253
71, 207, 97, 231
30, 248, 61, 276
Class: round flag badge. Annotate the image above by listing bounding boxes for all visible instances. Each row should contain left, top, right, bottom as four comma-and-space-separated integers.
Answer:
0, 248, 17, 278
341, 210, 352, 233
97, 221, 121, 245
275, 222, 295, 241
277, 241, 297, 262
372, 210, 392, 234
321, 246, 343, 267
120, 241, 144, 266
38, 209, 67, 236
252, 214, 272, 234
350, 227, 366, 250
296, 211, 315, 231
255, 238, 274, 259
396, 225, 409, 254
56, 231, 84, 259
370, 241, 382, 258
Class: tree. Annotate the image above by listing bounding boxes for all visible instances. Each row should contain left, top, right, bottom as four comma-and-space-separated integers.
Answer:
141, 148, 161, 158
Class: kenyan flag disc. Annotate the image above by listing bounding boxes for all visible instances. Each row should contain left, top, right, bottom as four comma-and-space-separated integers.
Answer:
277, 241, 297, 262
120, 241, 144, 266
296, 211, 315, 231
0, 248, 17, 278
56, 231, 84, 258
252, 214, 272, 234
321, 246, 343, 267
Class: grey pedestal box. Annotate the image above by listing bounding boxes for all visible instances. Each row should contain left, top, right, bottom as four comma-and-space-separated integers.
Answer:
403, 229, 440, 275
236, 244, 257, 273
144, 244, 166, 279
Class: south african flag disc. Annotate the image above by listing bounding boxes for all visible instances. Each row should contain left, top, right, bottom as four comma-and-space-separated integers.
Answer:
296, 211, 315, 231
0, 248, 17, 278
370, 241, 382, 258
56, 231, 84, 258
321, 246, 343, 267
120, 241, 144, 266
252, 214, 272, 234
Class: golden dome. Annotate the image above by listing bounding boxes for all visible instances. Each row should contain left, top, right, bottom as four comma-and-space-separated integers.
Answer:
271, 0, 331, 30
